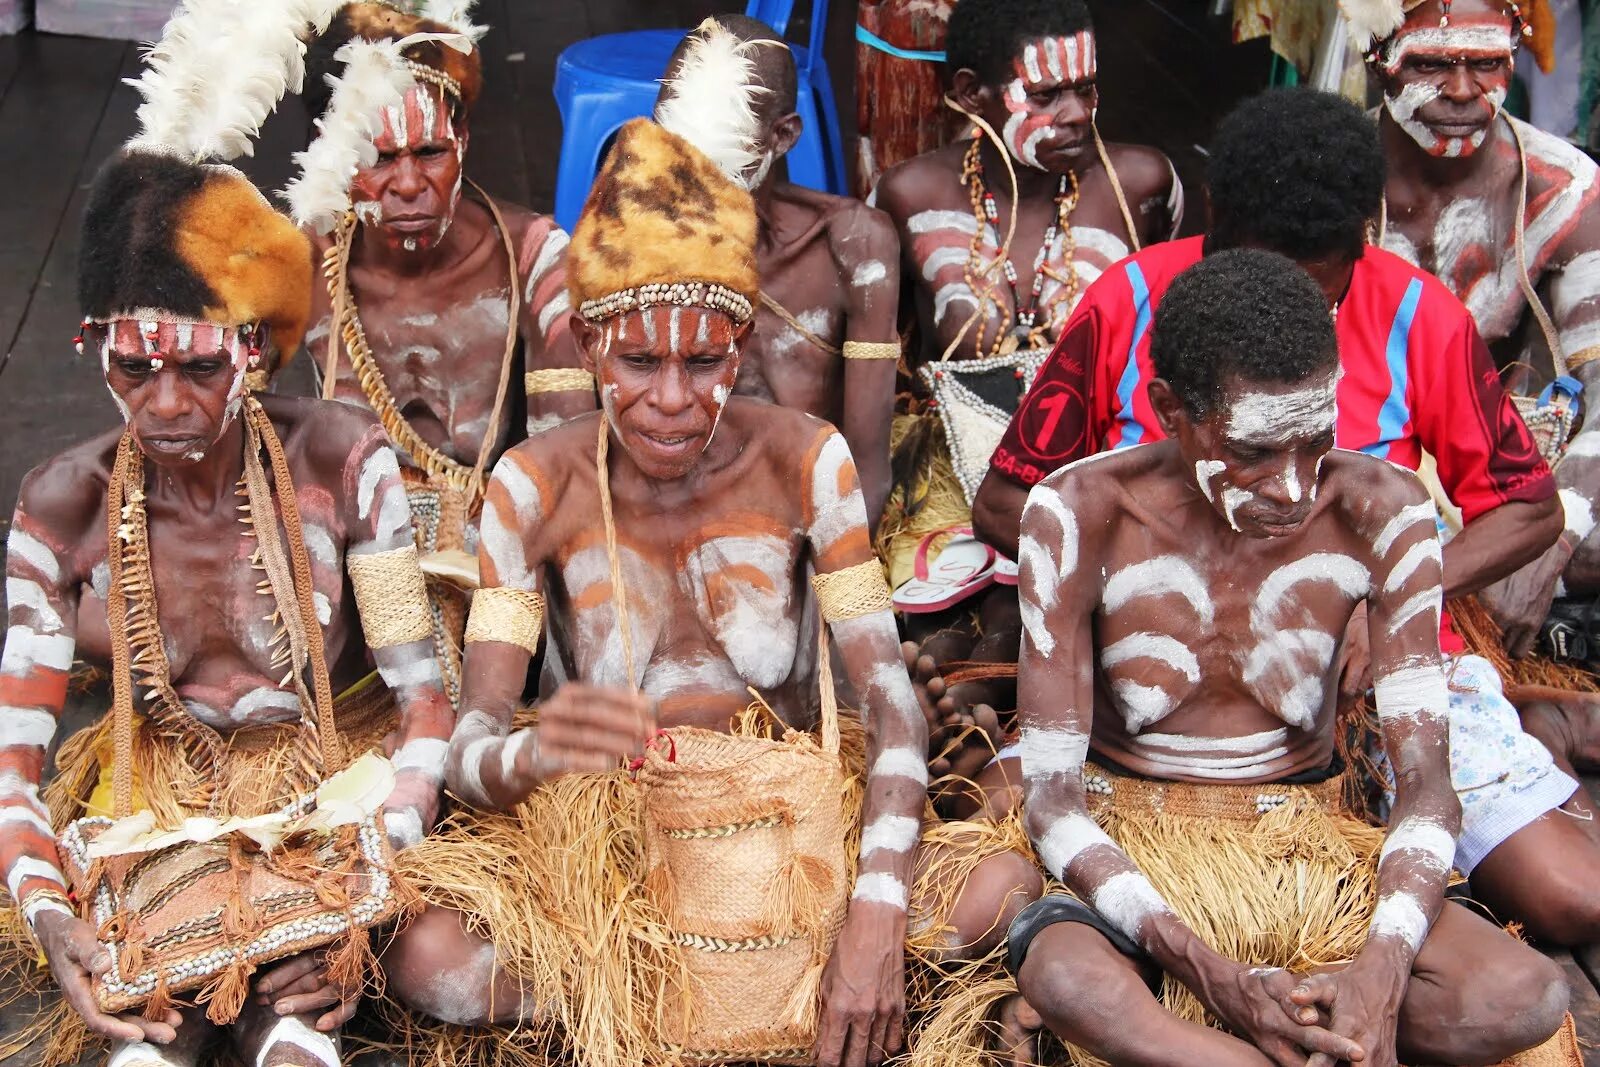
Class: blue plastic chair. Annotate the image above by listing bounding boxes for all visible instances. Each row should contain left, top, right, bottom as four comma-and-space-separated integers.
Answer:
551, 0, 847, 232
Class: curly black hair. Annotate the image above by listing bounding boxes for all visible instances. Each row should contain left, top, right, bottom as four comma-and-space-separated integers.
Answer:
1206, 88, 1384, 262
945, 0, 1093, 86
1152, 249, 1337, 420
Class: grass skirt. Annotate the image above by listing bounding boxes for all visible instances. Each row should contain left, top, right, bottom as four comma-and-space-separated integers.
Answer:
879, 413, 973, 592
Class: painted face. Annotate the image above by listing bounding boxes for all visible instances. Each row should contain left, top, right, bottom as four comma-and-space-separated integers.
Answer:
351, 82, 466, 254
990, 32, 1097, 171
1178, 370, 1339, 538
1376, 2, 1515, 158
587, 306, 744, 481
98, 318, 258, 466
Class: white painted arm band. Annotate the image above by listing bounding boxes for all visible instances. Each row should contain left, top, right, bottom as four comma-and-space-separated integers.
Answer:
850, 871, 909, 910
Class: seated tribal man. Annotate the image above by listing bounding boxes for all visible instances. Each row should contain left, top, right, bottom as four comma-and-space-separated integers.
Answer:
871, 0, 1183, 757
298, 1, 578, 703
528, 15, 901, 526
976, 88, 1600, 953
1009, 247, 1566, 1067
376, 115, 1041, 1067
1354, 2, 1600, 671
0, 10, 453, 1067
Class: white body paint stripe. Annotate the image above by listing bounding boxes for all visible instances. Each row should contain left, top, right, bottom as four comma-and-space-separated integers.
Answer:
6, 857, 66, 898
1380, 816, 1456, 875
0, 707, 57, 748
1387, 585, 1442, 637
1373, 663, 1449, 724
1382, 538, 1443, 595
859, 814, 920, 857
1369, 891, 1429, 950
1102, 557, 1214, 626
1091, 871, 1171, 941
1018, 726, 1088, 778
394, 737, 449, 776
1560, 488, 1596, 540
1100, 633, 1200, 682
1, 628, 74, 673
1036, 812, 1115, 879
1373, 503, 1437, 559
6, 531, 60, 583
1254, 554, 1371, 621
850, 872, 909, 909
872, 747, 930, 787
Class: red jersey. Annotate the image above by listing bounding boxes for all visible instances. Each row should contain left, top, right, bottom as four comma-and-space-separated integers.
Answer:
989, 236, 1555, 652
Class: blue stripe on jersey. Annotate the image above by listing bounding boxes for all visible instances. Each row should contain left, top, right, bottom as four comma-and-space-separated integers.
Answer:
1113, 262, 1153, 449
1368, 277, 1424, 461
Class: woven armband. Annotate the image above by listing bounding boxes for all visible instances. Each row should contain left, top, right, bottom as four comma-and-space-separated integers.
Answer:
348, 545, 433, 648
841, 340, 901, 361
466, 588, 547, 654
1567, 345, 1600, 369
812, 559, 893, 622
525, 368, 597, 394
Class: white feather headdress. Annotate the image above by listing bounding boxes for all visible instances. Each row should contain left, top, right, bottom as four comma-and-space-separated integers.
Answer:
125, 0, 345, 161
414, 0, 487, 42
653, 17, 778, 189
281, 30, 471, 233
1339, 0, 1417, 51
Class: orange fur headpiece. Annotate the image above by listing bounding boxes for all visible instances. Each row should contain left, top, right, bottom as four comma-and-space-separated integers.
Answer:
80, 153, 312, 357
568, 118, 759, 325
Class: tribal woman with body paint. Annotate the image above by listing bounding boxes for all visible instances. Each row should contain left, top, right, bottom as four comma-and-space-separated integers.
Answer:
0, 8, 455, 1066
530, 15, 903, 529
297, 3, 578, 704
379, 115, 1040, 1067
1008, 249, 1566, 1067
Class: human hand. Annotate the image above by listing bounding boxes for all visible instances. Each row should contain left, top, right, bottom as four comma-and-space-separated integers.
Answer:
1338, 602, 1373, 703
1481, 541, 1572, 659
816, 903, 907, 1067
1290, 960, 1408, 1067
502, 684, 656, 794
252, 948, 360, 1031
1195, 960, 1366, 1067
33, 910, 182, 1044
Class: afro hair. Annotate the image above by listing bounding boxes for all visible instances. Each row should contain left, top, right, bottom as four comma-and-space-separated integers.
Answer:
1151, 248, 1338, 420
946, 0, 1093, 86
1206, 88, 1384, 262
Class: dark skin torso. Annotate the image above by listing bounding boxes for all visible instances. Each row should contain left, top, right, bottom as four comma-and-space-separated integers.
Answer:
307, 197, 535, 470
876, 139, 1177, 371
739, 183, 896, 420
28, 397, 380, 724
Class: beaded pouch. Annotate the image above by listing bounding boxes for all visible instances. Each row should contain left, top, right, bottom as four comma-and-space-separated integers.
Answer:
57, 787, 403, 1019
920, 347, 1049, 503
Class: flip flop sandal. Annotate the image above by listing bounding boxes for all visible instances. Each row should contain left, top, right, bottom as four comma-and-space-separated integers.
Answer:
992, 555, 1018, 587
893, 530, 998, 614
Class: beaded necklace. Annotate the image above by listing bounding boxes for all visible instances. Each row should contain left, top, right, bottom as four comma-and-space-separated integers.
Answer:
960, 137, 1081, 356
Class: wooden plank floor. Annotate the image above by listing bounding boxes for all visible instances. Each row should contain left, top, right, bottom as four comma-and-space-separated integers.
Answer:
0, 2, 1594, 1062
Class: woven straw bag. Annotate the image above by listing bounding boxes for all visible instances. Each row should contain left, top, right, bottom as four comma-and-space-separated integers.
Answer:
56, 408, 410, 1024
593, 418, 853, 1063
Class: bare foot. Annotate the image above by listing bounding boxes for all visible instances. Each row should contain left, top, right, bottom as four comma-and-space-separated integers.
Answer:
998, 993, 1045, 1067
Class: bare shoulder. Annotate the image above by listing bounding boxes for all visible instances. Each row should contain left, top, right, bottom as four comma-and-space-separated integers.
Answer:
1320, 449, 1434, 549
873, 143, 967, 225
259, 394, 384, 477
13, 428, 122, 559
1100, 142, 1177, 200
1031, 445, 1156, 521
504, 409, 596, 488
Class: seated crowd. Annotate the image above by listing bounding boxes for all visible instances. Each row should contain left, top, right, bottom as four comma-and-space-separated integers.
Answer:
0, 0, 1596, 1065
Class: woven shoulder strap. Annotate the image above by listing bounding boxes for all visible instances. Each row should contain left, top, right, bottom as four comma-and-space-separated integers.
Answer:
594, 416, 840, 755
1092, 122, 1141, 254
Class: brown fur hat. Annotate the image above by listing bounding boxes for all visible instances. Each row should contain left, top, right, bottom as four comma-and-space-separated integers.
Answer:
80, 152, 312, 356
307, 2, 484, 117
568, 118, 759, 322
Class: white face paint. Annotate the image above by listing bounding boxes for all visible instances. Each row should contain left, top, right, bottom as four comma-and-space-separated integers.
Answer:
1225, 376, 1338, 447
1194, 459, 1225, 503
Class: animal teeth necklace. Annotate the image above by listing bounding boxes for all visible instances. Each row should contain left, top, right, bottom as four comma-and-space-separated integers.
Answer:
961, 137, 1081, 356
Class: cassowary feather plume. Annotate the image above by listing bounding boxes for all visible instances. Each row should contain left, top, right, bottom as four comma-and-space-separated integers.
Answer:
1339, 0, 1410, 51
126, 0, 344, 161
653, 17, 776, 189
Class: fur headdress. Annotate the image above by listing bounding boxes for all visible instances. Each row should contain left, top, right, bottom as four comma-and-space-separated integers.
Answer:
79, 0, 337, 357
568, 118, 759, 325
